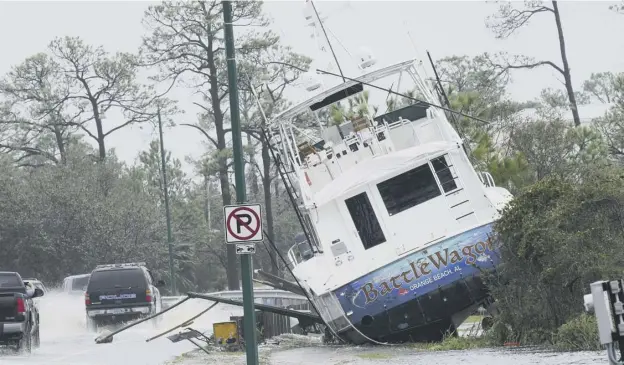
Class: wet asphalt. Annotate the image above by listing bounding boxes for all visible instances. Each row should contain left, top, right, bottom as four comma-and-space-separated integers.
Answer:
0, 293, 609, 365
269, 346, 606, 365
169, 340, 608, 365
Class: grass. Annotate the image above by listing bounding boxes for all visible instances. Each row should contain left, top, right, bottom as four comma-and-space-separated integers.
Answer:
412, 334, 489, 352
356, 352, 395, 360
465, 315, 483, 323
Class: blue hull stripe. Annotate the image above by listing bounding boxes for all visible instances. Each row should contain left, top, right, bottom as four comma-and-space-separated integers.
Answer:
333, 223, 499, 325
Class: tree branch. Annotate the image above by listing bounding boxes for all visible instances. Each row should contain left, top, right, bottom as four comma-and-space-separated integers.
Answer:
501, 60, 564, 77
486, 3, 554, 39
179, 123, 218, 148
0, 143, 59, 164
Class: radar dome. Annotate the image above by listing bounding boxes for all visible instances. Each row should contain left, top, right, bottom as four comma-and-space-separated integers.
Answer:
301, 71, 322, 92
357, 47, 377, 69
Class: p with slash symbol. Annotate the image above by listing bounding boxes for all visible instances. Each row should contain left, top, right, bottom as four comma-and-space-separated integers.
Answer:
226, 205, 262, 242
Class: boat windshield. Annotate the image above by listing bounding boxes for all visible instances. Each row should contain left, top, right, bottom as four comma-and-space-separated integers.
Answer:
288, 233, 315, 265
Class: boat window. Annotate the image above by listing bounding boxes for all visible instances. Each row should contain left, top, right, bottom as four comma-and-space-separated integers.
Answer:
373, 102, 429, 125
345, 192, 386, 250
431, 155, 457, 193
377, 163, 441, 216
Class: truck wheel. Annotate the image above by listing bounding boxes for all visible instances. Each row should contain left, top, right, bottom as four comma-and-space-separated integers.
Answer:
16, 331, 32, 353
33, 327, 41, 348
151, 308, 161, 328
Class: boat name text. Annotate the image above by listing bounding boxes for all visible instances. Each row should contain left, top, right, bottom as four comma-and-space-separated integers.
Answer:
359, 236, 495, 305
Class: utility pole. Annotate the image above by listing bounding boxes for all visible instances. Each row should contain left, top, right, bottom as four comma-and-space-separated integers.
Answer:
203, 175, 211, 228
223, 2, 258, 364
158, 109, 176, 295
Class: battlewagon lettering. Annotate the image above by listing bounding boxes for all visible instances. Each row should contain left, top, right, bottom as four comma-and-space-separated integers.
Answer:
359, 236, 496, 304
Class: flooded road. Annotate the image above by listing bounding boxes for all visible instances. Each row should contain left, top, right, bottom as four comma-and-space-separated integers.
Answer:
170, 334, 608, 365
0, 291, 609, 365
174, 343, 607, 365
0, 290, 244, 365
270, 346, 607, 365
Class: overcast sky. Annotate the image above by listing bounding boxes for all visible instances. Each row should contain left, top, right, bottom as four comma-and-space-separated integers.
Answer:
1, 1, 622, 175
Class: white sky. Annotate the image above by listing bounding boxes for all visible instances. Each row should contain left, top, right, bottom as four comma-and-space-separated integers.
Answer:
1, 0, 623, 175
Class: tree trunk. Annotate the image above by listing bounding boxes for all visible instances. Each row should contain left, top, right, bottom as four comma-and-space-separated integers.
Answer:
552, 1, 581, 127
217, 135, 239, 290
53, 124, 66, 164
80, 80, 107, 161
207, 31, 239, 291
261, 141, 278, 276
203, 175, 210, 225
247, 133, 259, 196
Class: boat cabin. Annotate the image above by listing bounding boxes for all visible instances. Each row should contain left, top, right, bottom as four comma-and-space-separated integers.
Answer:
278, 61, 505, 294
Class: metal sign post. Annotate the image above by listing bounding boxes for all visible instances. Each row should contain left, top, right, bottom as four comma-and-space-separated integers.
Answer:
222, 1, 259, 364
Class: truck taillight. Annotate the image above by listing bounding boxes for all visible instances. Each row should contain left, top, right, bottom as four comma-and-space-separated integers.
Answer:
145, 289, 152, 303
16, 298, 25, 314
84, 292, 91, 306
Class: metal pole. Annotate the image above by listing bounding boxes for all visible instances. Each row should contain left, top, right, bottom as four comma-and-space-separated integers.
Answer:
223, 2, 258, 364
310, 0, 345, 82
158, 110, 176, 296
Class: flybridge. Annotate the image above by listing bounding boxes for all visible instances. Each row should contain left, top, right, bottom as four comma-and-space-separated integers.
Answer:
95, 262, 146, 270
270, 59, 421, 122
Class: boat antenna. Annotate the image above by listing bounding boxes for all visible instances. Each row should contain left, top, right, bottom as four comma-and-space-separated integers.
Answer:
316, 68, 489, 125
426, 51, 465, 134
309, 1, 345, 82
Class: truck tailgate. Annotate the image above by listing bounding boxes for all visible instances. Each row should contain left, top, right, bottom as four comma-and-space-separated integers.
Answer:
0, 292, 17, 321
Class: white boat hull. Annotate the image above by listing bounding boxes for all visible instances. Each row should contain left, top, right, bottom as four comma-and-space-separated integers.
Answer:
308, 222, 499, 344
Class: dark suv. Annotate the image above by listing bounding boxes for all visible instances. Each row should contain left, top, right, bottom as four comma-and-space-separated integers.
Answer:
84, 262, 165, 331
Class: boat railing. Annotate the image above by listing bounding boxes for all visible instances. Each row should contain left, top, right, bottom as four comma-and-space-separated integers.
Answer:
478, 171, 496, 187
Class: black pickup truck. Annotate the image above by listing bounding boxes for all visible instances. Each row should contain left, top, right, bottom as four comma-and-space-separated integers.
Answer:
0, 272, 44, 353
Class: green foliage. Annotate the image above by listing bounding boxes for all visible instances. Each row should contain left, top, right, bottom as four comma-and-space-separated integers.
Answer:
510, 120, 609, 182
485, 170, 624, 346
472, 133, 533, 193
552, 314, 601, 351
138, 140, 189, 201
412, 335, 489, 352
0, 155, 161, 283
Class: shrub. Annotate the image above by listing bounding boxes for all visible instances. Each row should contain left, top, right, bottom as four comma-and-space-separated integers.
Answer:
412, 332, 489, 351
485, 170, 624, 345
553, 314, 601, 351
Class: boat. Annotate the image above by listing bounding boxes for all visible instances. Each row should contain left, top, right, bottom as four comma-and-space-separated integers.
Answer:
263, 56, 514, 344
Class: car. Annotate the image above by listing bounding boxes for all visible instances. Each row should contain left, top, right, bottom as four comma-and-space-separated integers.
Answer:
22, 279, 48, 295
62, 273, 91, 295
0, 271, 44, 353
84, 262, 165, 331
